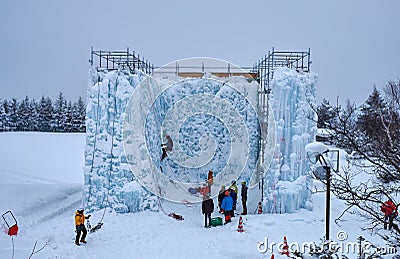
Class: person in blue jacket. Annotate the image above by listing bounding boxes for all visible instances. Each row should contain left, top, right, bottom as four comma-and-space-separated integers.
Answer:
229, 186, 238, 217
220, 190, 233, 224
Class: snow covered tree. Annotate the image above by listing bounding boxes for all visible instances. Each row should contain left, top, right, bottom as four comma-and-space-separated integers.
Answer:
356, 86, 389, 149
2, 100, 11, 131
8, 98, 19, 131
64, 101, 73, 132
37, 96, 54, 132
0, 99, 5, 131
72, 97, 86, 132
18, 96, 32, 131
30, 98, 39, 131
316, 98, 337, 128
53, 92, 67, 132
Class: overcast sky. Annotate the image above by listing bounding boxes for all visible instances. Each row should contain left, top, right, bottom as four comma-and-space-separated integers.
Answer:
1, 0, 399, 105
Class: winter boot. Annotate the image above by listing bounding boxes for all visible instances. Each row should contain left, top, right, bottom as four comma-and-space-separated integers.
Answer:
80, 239, 87, 244
161, 149, 168, 161
75, 241, 80, 246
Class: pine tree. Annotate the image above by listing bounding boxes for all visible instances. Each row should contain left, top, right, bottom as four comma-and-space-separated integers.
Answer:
65, 101, 73, 132
18, 96, 31, 131
30, 98, 39, 131
8, 98, 19, 131
2, 100, 10, 131
54, 92, 67, 132
357, 86, 388, 146
0, 99, 5, 131
316, 98, 337, 128
37, 96, 54, 132
73, 97, 86, 132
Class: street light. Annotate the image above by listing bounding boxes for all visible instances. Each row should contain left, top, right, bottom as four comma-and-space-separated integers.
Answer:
307, 149, 339, 241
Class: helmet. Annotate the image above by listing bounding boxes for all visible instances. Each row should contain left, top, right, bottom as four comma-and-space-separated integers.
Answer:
241, 181, 246, 185
231, 180, 236, 184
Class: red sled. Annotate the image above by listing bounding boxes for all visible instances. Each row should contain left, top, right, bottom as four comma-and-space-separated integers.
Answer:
2, 211, 18, 236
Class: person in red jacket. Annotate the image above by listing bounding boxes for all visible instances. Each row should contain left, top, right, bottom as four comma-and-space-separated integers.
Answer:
381, 199, 397, 230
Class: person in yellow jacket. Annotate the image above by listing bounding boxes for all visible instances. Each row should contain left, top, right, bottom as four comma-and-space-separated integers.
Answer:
75, 207, 91, 246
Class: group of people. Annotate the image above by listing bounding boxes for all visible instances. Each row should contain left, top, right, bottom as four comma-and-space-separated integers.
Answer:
201, 179, 248, 227
218, 180, 248, 224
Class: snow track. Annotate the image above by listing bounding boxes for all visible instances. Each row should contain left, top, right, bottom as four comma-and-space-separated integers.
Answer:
18, 185, 82, 230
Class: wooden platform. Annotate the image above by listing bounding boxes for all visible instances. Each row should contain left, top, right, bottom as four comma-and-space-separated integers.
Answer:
177, 72, 259, 79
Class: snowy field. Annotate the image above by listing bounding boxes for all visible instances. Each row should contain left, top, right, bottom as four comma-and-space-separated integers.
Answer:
0, 133, 392, 258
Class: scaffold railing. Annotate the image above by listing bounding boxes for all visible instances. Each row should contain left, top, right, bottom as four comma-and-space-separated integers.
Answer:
89, 47, 154, 74
251, 47, 311, 92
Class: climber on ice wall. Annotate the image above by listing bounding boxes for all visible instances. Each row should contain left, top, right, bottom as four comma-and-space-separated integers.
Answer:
161, 135, 173, 161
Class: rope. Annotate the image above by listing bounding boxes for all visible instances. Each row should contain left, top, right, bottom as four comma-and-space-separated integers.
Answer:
156, 186, 169, 216
99, 72, 119, 223
163, 159, 191, 183
146, 78, 193, 184
86, 76, 101, 207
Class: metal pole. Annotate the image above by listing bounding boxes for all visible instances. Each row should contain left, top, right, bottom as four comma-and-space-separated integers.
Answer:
90, 46, 93, 65
325, 165, 331, 240
261, 178, 264, 201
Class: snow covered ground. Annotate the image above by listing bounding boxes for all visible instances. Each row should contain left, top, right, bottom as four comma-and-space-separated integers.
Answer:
0, 133, 393, 258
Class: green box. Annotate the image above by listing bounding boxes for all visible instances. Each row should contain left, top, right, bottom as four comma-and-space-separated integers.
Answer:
210, 217, 223, 227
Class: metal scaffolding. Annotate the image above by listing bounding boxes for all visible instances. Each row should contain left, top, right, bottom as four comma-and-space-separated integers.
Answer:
89, 47, 154, 74
252, 48, 312, 200
252, 47, 311, 92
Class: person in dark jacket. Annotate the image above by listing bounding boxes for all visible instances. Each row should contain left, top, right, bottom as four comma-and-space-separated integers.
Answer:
221, 190, 233, 224
161, 135, 173, 161
229, 186, 238, 217
241, 181, 248, 215
202, 195, 214, 228
75, 207, 91, 246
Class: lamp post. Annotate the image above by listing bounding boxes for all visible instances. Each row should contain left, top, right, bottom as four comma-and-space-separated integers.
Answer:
325, 165, 331, 241
312, 149, 339, 241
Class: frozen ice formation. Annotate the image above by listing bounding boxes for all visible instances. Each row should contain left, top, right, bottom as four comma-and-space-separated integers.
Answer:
262, 67, 317, 213
83, 65, 316, 214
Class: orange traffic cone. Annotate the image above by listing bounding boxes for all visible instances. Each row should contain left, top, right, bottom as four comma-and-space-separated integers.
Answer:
237, 216, 244, 232
257, 202, 263, 214
280, 236, 290, 257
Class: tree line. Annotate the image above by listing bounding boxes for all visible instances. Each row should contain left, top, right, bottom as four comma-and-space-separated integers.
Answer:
0, 92, 86, 132
314, 79, 400, 245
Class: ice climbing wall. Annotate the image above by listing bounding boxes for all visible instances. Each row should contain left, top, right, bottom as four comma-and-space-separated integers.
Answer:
83, 68, 158, 213
123, 72, 261, 203
263, 67, 317, 213
83, 65, 261, 211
